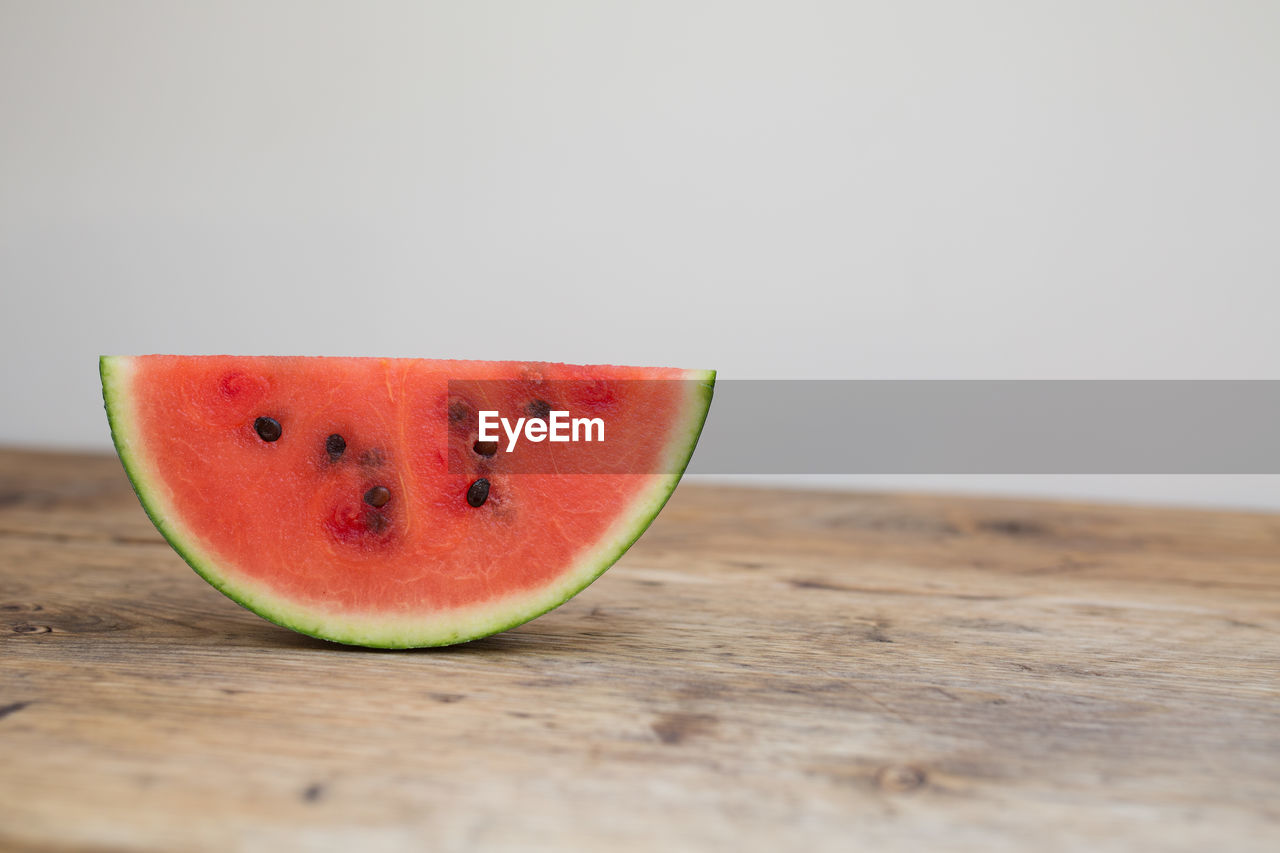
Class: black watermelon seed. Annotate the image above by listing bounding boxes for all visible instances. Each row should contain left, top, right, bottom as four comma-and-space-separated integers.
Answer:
447, 398, 472, 424
527, 399, 552, 421
466, 478, 490, 508
254, 417, 282, 442
363, 486, 391, 508
325, 434, 347, 461
473, 440, 498, 457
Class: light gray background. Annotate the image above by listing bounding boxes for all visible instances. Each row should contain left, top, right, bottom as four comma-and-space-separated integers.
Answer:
2, 2, 1277, 508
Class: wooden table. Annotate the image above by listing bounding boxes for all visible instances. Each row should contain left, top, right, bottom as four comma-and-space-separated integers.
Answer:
2, 449, 1278, 851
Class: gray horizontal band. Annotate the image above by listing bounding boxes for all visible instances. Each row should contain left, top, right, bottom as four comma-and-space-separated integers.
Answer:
689, 380, 1279, 474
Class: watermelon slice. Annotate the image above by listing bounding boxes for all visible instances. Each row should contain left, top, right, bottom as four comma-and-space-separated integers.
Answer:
100, 356, 714, 648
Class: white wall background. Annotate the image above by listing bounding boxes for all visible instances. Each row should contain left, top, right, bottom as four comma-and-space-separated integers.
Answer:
1, 1, 1277, 508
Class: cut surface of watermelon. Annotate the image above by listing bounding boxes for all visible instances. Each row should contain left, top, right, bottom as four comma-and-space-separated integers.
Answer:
101, 356, 714, 647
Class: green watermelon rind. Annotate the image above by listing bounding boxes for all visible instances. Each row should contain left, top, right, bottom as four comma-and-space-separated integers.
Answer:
100, 356, 715, 649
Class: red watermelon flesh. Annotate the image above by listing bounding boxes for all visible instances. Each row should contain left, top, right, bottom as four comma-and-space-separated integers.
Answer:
100, 356, 714, 647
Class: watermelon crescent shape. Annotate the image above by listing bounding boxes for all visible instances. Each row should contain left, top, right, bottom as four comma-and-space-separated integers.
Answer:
101, 356, 714, 648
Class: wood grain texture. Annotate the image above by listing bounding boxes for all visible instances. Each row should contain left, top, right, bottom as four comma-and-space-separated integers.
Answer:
1, 448, 1278, 852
